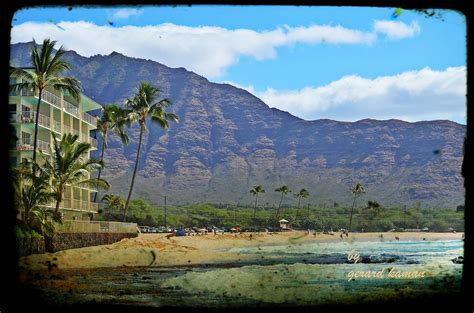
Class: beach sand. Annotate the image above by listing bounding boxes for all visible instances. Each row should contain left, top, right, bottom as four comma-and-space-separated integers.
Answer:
19, 231, 463, 271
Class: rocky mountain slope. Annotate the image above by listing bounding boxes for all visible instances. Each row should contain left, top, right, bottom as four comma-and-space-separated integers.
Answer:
10, 42, 466, 208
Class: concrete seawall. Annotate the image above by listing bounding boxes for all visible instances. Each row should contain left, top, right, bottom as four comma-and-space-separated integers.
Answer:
45, 232, 138, 252
18, 232, 138, 255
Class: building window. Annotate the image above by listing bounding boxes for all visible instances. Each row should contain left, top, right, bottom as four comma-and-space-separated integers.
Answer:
21, 132, 31, 145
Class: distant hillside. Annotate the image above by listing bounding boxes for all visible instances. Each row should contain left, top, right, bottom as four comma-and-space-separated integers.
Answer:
10, 42, 466, 208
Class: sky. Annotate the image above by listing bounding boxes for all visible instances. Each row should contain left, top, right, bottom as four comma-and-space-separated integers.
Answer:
11, 6, 467, 124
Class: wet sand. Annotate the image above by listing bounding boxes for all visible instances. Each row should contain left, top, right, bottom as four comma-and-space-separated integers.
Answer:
19, 231, 462, 271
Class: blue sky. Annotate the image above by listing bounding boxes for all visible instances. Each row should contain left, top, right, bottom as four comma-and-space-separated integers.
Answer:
11, 6, 467, 124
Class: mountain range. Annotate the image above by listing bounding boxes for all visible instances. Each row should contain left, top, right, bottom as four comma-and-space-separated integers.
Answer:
10, 42, 466, 208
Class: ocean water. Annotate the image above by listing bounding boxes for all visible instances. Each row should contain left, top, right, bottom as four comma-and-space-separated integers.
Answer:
226, 239, 463, 265
30, 239, 464, 307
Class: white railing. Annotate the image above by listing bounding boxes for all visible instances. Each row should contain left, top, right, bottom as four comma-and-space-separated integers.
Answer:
63, 125, 80, 136
40, 89, 61, 109
82, 111, 97, 127
63, 198, 72, 209
90, 202, 99, 212
56, 220, 138, 233
53, 120, 61, 133
60, 198, 99, 212
10, 87, 34, 97
72, 199, 81, 210
64, 100, 79, 117
16, 138, 50, 152
16, 111, 51, 129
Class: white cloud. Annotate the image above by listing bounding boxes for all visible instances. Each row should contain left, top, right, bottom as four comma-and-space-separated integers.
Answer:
373, 20, 420, 40
248, 67, 466, 123
112, 8, 144, 19
11, 20, 410, 78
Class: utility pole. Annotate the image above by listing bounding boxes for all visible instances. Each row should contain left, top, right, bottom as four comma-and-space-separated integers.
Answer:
163, 195, 167, 229
403, 205, 407, 229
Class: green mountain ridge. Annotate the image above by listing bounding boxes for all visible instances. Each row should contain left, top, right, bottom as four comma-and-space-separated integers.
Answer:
10, 42, 466, 208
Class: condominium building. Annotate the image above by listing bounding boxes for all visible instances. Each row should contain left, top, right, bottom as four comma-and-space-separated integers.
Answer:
9, 69, 101, 221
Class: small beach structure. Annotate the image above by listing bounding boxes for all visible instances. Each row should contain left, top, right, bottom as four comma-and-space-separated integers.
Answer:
279, 219, 290, 230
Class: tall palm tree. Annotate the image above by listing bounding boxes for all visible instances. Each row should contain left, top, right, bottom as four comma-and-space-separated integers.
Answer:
294, 188, 310, 221
39, 133, 110, 213
275, 185, 291, 218
9, 38, 81, 164
250, 185, 265, 222
93, 104, 130, 202
349, 183, 366, 230
122, 81, 178, 221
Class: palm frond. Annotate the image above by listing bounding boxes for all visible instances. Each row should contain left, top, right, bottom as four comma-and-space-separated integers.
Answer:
76, 178, 111, 191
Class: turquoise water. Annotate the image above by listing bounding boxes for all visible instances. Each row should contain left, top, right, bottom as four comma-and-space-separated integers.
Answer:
227, 239, 463, 265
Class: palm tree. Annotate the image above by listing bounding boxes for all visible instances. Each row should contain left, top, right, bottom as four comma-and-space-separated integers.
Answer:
12, 160, 60, 237
275, 185, 291, 218
349, 183, 366, 230
365, 200, 383, 219
294, 188, 310, 221
39, 133, 110, 213
9, 38, 81, 165
93, 104, 130, 202
250, 185, 265, 222
101, 194, 126, 212
122, 81, 178, 221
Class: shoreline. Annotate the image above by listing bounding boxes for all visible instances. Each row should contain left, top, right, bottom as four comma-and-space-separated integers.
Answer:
18, 231, 463, 271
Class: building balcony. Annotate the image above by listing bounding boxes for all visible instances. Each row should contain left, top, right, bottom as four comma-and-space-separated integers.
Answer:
82, 111, 97, 127
13, 89, 61, 110
64, 100, 79, 117
15, 111, 48, 128
16, 138, 50, 153
53, 120, 61, 134
40, 89, 62, 109
55, 198, 100, 213
63, 125, 80, 137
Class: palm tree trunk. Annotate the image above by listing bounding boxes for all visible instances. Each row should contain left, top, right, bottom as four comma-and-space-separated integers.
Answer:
276, 193, 284, 218
32, 89, 43, 166
123, 125, 144, 221
55, 194, 62, 214
349, 197, 357, 230
254, 195, 258, 217
93, 138, 106, 202
295, 197, 301, 222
